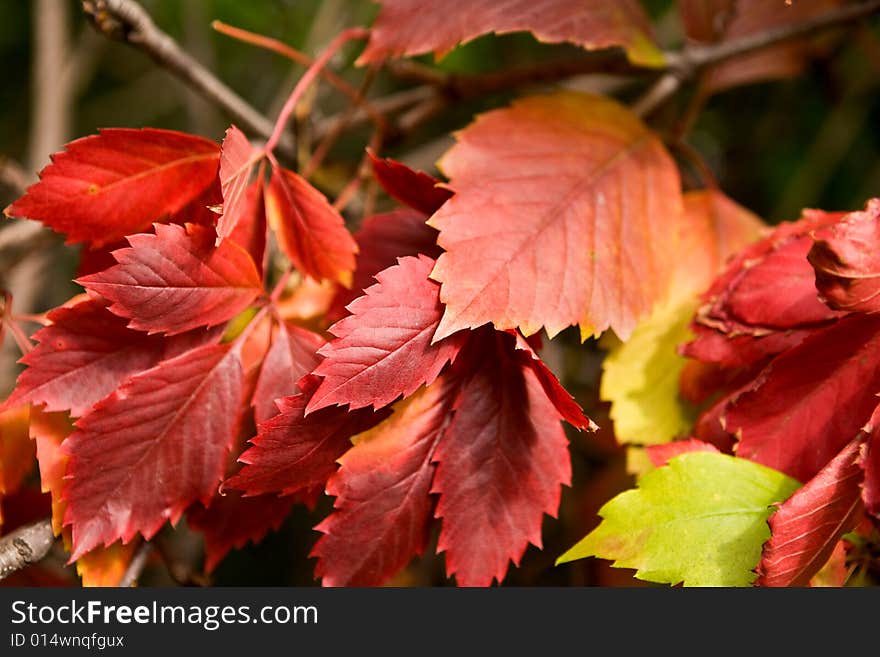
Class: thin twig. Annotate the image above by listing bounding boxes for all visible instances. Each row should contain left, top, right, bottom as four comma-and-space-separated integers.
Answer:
265, 27, 369, 153
82, 0, 294, 157
0, 157, 29, 194
119, 541, 153, 587
304, 64, 381, 178
634, 0, 880, 116
0, 519, 56, 581
212, 20, 387, 133
313, 85, 435, 141
0, 222, 56, 276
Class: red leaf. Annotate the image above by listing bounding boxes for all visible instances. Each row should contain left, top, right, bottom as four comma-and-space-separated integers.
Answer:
433, 330, 571, 586
313, 379, 454, 586
645, 439, 720, 467
308, 255, 466, 413
217, 125, 258, 243
429, 92, 683, 341
359, 0, 663, 67
726, 313, 880, 482
265, 165, 357, 286
511, 332, 593, 430
693, 394, 736, 453
77, 241, 127, 278
5, 128, 220, 247
187, 492, 295, 573
227, 181, 267, 276
368, 151, 452, 216
684, 209, 845, 368
861, 408, 880, 521
327, 208, 440, 322
62, 343, 245, 559
169, 175, 224, 228
252, 321, 325, 425
809, 199, 880, 313
757, 438, 864, 587
4, 299, 219, 417
225, 376, 390, 497
78, 223, 262, 336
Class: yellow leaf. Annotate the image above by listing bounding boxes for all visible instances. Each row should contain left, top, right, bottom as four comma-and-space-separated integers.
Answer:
601, 300, 698, 445
600, 190, 764, 447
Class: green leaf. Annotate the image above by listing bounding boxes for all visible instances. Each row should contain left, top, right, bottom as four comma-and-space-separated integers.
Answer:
557, 452, 801, 586
600, 300, 697, 445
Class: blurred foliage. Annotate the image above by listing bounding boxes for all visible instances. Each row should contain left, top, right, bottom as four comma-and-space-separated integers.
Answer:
1, 0, 879, 587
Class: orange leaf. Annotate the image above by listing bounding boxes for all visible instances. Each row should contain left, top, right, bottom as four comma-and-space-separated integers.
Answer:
76, 540, 139, 587
265, 165, 357, 287
0, 404, 35, 530
429, 92, 684, 341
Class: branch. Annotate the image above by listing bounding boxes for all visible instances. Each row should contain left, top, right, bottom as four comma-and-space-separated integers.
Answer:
119, 541, 152, 587
0, 222, 56, 277
0, 157, 29, 194
634, 0, 880, 116
0, 519, 56, 581
82, 0, 294, 156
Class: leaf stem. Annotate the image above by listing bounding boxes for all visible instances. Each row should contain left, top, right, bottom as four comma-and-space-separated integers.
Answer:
264, 27, 369, 155
212, 20, 386, 133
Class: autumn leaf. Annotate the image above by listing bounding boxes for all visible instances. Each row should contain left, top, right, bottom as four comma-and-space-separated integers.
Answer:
28, 406, 137, 585
557, 452, 800, 586
0, 404, 35, 529
308, 255, 467, 413
861, 406, 880, 521
313, 381, 454, 586
76, 541, 139, 587
359, 0, 665, 68
671, 189, 765, 298
225, 375, 390, 497
368, 151, 452, 216
29, 406, 74, 535
809, 198, 880, 313
216, 125, 259, 244
684, 209, 845, 368
429, 92, 684, 341
62, 343, 245, 560
511, 333, 593, 430
78, 223, 262, 336
226, 181, 267, 276
600, 190, 763, 445
433, 330, 572, 586
809, 540, 849, 587
4, 128, 220, 246
645, 439, 720, 467
726, 313, 880, 482
252, 320, 325, 425
4, 299, 221, 417
327, 208, 440, 322
265, 164, 357, 287
756, 438, 864, 587
187, 492, 296, 573
601, 301, 698, 445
